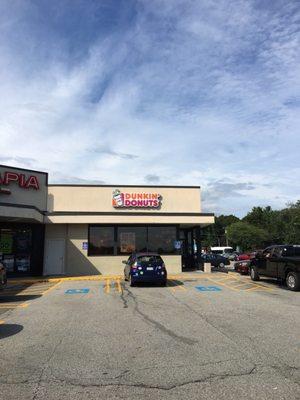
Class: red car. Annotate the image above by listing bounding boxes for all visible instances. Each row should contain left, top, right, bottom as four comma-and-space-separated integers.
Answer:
237, 253, 251, 261
235, 251, 262, 274
234, 260, 251, 275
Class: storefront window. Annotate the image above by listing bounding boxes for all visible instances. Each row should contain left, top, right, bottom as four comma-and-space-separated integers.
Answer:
88, 225, 178, 256
89, 226, 114, 255
148, 226, 177, 254
117, 226, 147, 254
0, 227, 32, 273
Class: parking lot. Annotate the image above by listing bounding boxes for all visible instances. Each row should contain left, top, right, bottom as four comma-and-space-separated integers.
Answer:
0, 272, 299, 400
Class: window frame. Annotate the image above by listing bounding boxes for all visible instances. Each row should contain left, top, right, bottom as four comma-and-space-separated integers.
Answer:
88, 225, 116, 256
88, 224, 180, 257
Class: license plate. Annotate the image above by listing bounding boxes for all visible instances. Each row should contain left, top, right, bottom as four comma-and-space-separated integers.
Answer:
146, 267, 154, 271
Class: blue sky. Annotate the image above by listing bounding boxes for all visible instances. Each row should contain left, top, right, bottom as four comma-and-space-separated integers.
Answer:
0, 0, 299, 216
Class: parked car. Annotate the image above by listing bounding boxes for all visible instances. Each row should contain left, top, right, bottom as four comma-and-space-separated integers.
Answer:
222, 252, 238, 261
201, 253, 230, 268
249, 245, 300, 291
123, 253, 167, 287
237, 253, 251, 261
234, 259, 251, 275
0, 262, 7, 289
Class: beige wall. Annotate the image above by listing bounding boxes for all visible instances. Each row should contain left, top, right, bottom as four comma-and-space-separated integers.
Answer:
44, 224, 182, 276
48, 186, 201, 213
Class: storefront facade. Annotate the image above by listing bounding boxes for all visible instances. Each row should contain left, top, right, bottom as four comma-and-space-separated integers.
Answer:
0, 165, 47, 275
0, 165, 215, 276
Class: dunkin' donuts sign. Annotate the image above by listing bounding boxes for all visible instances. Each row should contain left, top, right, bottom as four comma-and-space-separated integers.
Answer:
112, 189, 162, 208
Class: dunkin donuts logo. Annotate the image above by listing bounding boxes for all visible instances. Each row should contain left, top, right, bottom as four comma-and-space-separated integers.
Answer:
112, 189, 162, 208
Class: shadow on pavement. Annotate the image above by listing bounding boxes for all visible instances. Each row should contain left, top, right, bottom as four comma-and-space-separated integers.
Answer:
0, 294, 42, 303
133, 280, 183, 288
258, 277, 289, 290
166, 279, 184, 287
0, 324, 23, 339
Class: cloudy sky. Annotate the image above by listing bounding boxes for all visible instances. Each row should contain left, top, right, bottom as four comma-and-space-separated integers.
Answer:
0, 0, 299, 216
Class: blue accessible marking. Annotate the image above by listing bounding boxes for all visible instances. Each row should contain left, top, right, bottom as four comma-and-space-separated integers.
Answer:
195, 286, 222, 292
65, 288, 90, 294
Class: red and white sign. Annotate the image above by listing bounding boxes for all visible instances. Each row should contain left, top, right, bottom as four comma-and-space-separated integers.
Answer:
112, 189, 162, 208
0, 171, 40, 191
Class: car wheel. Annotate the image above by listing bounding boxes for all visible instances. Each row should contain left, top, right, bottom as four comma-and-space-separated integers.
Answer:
129, 275, 135, 287
286, 272, 300, 291
219, 262, 225, 268
250, 267, 260, 281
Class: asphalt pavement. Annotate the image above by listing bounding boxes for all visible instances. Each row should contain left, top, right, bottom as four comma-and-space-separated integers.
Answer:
0, 273, 299, 399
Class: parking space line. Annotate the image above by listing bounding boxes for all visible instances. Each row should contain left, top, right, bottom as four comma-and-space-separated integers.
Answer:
0, 303, 29, 309
115, 279, 122, 293
245, 284, 273, 291
229, 282, 253, 288
167, 280, 187, 292
105, 279, 110, 294
207, 277, 240, 291
43, 280, 62, 295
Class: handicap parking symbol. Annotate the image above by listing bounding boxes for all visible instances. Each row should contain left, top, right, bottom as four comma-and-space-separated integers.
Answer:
195, 286, 222, 292
65, 288, 90, 294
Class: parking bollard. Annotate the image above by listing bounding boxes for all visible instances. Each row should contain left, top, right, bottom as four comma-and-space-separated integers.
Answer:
204, 262, 212, 273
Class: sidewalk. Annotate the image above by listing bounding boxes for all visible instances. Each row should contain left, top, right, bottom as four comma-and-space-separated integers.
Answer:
8, 269, 230, 284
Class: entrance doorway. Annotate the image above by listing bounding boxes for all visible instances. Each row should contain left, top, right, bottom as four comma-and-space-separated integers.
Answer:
179, 227, 201, 270
44, 239, 65, 275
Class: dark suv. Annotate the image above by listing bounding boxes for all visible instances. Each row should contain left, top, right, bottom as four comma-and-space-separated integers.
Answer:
249, 245, 300, 291
123, 253, 167, 287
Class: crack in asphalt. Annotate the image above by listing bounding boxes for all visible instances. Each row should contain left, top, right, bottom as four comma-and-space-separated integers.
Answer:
2, 364, 300, 390
119, 283, 128, 309
26, 366, 258, 393
168, 290, 300, 386
31, 328, 67, 399
122, 285, 197, 345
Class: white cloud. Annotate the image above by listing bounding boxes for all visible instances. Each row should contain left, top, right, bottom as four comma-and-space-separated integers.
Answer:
0, 0, 299, 216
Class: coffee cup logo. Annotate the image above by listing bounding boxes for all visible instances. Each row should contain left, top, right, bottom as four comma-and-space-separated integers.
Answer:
112, 189, 124, 206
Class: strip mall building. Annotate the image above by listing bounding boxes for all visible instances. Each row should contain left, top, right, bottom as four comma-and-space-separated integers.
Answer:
0, 165, 214, 276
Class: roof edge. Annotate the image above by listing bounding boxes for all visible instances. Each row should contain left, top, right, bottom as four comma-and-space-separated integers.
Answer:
48, 184, 201, 189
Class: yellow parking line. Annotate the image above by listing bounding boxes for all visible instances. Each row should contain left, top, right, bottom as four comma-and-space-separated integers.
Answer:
43, 280, 62, 295
105, 279, 110, 294
230, 282, 253, 288
211, 276, 235, 283
0, 303, 29, 308
168, 281, 187, 292
245, 285, 272, 291
207, 278, 240, 291
115, 279, 122, 293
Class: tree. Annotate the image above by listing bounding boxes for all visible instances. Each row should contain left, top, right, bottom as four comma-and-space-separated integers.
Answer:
200, 214, 240, 247
281, 201, 300, 243
226, 221, 268, 251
